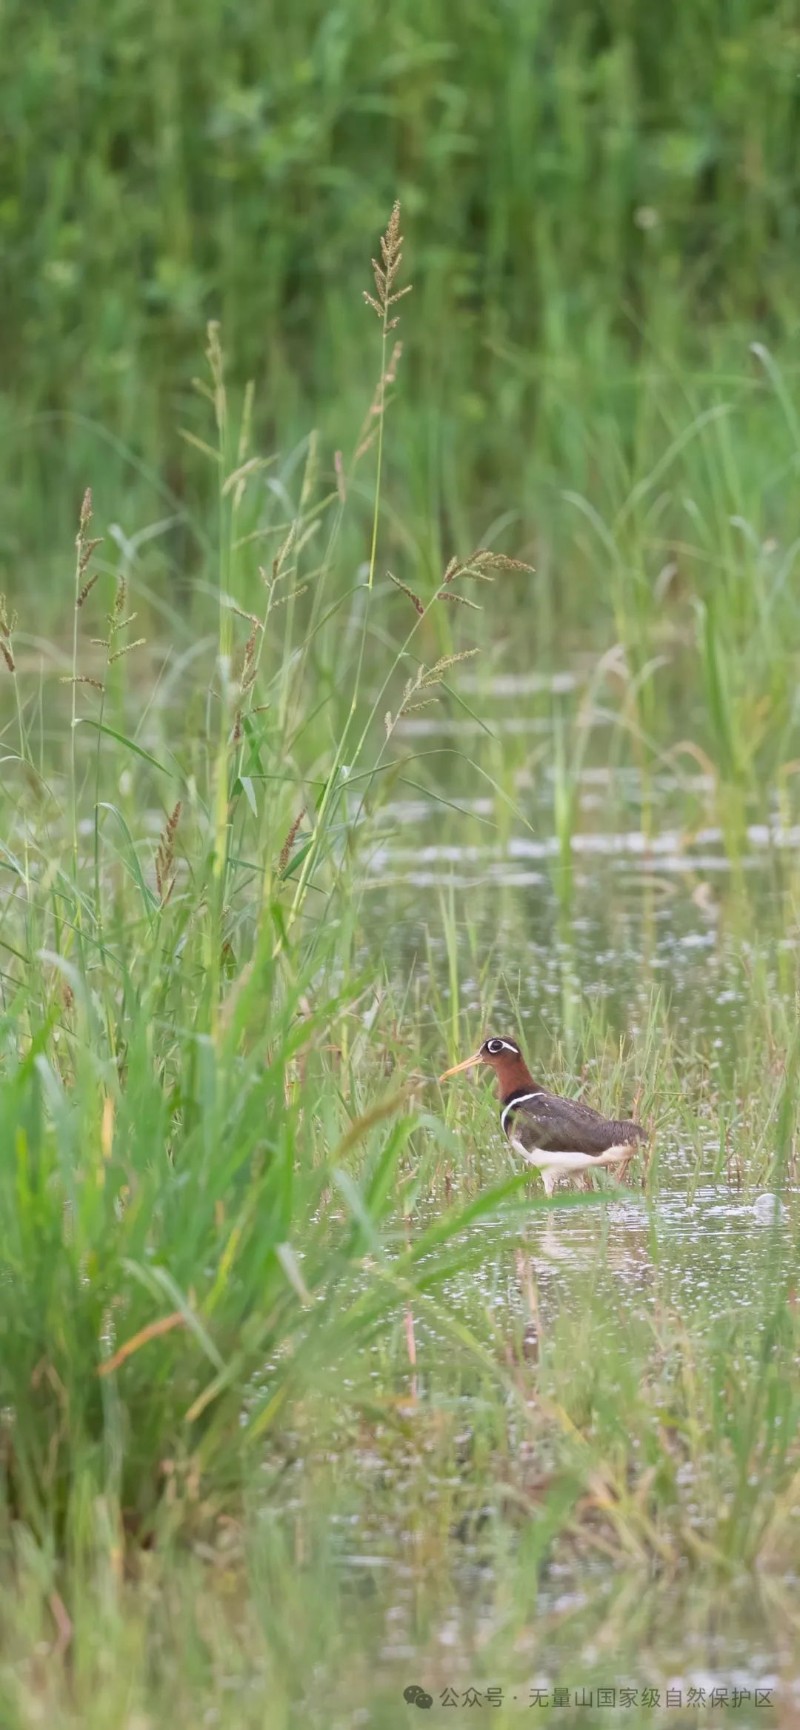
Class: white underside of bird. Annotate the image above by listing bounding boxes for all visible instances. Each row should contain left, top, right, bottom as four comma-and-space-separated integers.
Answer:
509, 1135, 636, 1195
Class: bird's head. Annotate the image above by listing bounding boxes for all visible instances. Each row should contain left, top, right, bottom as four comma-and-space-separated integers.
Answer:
439, 1036, 532, 1094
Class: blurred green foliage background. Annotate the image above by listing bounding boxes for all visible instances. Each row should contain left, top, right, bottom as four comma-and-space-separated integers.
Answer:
3, 0, 800, 596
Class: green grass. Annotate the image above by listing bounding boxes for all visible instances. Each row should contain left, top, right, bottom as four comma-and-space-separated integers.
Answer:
3, 139, 800, 1726
4, 0, 800, 615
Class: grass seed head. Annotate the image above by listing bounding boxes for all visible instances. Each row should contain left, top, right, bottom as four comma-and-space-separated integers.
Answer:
75, 488, 103, 604
436, 590, 481, 610
278, 809, 305, 877
442, 547, 535, 587
396, 651, 479, 718
61, 674, 105, 692
388, 573, 424, 615
239, 615, 261, 694
111, 575, 127, 622
0, 594, 16, 670
77, 487, 92, 539
108, 638, 146, 663
76, 569, 100, 608
364, 202, 412, 326
155, 801, 182, 904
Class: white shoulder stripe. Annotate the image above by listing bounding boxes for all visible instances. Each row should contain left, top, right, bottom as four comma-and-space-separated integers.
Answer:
501, 1092, 541, 1135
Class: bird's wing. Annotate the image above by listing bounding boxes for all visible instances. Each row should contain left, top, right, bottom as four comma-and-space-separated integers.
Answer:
504, 1090, 644, 1156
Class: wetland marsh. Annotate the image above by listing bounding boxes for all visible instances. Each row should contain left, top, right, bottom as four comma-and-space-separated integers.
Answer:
3, 5, 800, 1722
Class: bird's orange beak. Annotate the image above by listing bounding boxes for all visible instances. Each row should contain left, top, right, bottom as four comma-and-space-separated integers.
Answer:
438, 1049, 484, 1081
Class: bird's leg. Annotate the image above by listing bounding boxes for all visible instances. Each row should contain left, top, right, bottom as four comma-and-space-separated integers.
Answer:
542, 1169, 557, 1198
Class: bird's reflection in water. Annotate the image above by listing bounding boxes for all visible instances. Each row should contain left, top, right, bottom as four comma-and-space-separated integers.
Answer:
516, 1199, 655, 1308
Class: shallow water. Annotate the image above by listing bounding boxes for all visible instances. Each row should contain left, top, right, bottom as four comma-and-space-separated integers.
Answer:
434, 1183, 794, 1329
319, 674, 800, 1724
321, 1174, 799, 1727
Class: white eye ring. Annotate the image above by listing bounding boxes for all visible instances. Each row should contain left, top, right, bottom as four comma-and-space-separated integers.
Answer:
486, 1039, 505, 1055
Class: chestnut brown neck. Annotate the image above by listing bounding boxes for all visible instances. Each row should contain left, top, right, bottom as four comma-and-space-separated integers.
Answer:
487, 1051, 539, 1102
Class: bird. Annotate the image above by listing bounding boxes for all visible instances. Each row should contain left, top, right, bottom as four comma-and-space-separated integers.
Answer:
439, 1035, 646, 1195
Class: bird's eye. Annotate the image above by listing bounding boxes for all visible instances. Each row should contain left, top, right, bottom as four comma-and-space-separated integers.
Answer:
486, 1038, 504, 1055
